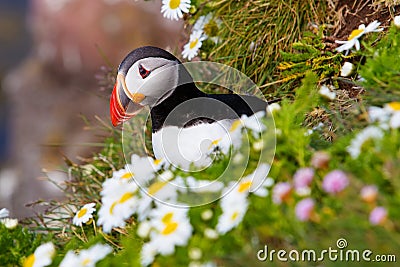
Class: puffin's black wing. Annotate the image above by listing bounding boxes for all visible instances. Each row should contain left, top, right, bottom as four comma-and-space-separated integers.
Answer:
207, 94, 269, 118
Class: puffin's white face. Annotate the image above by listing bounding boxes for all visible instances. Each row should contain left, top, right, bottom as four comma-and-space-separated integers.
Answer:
124, 57, 179, 107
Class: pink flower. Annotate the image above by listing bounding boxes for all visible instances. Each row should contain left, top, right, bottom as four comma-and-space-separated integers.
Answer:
295, 198, 315, 221
293, 168, 314, 195
369, 206, 387, 225
311, 151, 330, 169
322, 170, 349, 194
360, 185, 378, 203
272, 182, 292, 204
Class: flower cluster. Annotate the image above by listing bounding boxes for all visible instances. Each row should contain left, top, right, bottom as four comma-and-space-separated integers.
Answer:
182, 13, 222, 60
23, 241, 111, 267
64, 111, 272, 266
272, 159, 351, 222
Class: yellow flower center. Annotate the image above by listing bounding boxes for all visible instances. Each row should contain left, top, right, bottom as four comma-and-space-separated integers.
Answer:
82, 258, 91, 266
154, 159, 162, 165
231, 211, 239, 221
109, 192, 135, 214
77, 208, 87, 218
162, 212, 174, 224
169, 0, 180, 9
190, 39, 199, 49
348, 29, 364, 40
162, 221, 178, 235
23, 254, 35, 267
148, 181, 168, 196
238, 180, 252, 193
229, 120, 242, 132
388, 102, 400, 111
121, 172, 134, 179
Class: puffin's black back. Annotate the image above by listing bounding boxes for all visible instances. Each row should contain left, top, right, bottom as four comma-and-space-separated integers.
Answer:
118, 46, 180, 74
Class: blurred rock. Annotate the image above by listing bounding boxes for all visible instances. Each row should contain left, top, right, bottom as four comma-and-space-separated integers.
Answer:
2, 0, 183, 218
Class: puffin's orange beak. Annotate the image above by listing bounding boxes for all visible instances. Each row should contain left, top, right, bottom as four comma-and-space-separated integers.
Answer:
110, 74, 144, 126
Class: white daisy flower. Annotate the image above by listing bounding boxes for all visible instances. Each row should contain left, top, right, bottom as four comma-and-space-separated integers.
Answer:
193, 14, 213, 32
368, 106, 391, 126
347, 126, 384, 159
185, 176, 224, 193
60, 243, 112, 267
340, 62, 354, 77
145, 203, 193, 256
367, 102, 400, 130
1, 218, 18, 229
385, 102, 400, 129
0, 208, 9, 218
136, 171, 179, 221
224, 164, 272, 200
193, 13, 222, 44
215, 119, 244, 154
97, 177, 138, 233
161, 0, 191, 21
319, 85, 336, 100
182, 30, 207, 60
141, 242, 157, 266
73, 203, 96, 227
267, 102, 281, 114
128, 154, 167, 185
23, 242, 55, 267
335, 21, 383, 54
216, 197, 248, 234
241, 111, 266, 137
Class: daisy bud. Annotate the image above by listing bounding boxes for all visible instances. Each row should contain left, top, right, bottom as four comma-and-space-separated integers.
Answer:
189, 247, 202, 260
369, 206, 387, 225
311, 151, 330, 169
394, 15, 400, 28
201, 209, 213, 221
322, 170, 349, 195
295, 198, 315, 222
272, 182, 292, 204
204, 228, 219, 239
360, 185, 378, 203
340, 62, 354, 77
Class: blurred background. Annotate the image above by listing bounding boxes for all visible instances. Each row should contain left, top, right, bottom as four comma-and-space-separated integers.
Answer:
0, 0, 182, 218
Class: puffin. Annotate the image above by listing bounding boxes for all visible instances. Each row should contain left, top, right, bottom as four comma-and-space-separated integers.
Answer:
110, 46, 271, 170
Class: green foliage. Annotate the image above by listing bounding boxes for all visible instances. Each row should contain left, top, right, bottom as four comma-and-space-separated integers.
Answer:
360, 25, 400, 105
192, 0, 328, 96
278, 30, 345, 93
0, 224, 49, 266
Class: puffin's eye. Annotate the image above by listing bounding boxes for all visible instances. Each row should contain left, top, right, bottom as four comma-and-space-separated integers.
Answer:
139, 64, 150, 79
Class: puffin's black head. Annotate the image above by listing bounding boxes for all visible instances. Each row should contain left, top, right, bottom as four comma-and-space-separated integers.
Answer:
110, 46, 188, 126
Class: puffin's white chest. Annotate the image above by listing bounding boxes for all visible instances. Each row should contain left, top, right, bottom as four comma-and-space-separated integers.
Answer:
152, 119, 234, 170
